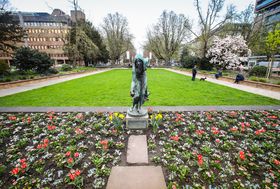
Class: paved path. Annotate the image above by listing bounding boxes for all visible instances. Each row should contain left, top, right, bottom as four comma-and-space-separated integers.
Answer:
166, 68, 280, 100
0, 106, 279, 112
0, 69, 111, 97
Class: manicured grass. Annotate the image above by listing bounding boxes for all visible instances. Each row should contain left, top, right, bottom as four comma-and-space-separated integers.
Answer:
0, 69, 279, 106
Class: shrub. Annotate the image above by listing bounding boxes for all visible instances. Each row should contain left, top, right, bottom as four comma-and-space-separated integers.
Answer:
249, 66, 267, 77
12, 47, 54, 74
47, 68, 59, 74
0, 60, 10, 75
180, 56, 213, 70
249, 76, 259, 82
258, 78, 268, 83
61, 64, 72, 71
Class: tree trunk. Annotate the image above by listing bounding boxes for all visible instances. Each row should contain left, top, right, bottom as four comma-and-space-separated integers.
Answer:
202, 40, 208, 58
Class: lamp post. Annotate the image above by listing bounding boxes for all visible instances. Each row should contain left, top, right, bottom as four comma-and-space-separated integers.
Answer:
23, 32, 28, 47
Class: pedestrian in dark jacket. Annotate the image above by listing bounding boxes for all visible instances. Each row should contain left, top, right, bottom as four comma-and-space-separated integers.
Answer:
192, 65, 197, 81
234, 73, 244, 84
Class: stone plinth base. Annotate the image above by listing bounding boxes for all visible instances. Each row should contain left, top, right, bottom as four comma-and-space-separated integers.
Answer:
126, 114, 148, 129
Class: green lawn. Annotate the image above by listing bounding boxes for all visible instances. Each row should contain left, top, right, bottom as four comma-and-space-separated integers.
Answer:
0, 69, 279, 106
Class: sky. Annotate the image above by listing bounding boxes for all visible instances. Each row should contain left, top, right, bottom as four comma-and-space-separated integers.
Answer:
9, 0, 254, 53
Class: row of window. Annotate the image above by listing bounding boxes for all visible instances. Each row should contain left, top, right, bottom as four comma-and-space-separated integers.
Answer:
30, 45, 63, 50
28, 29, 68, 34
28, 37, 63, 42
24, 22, 68, 27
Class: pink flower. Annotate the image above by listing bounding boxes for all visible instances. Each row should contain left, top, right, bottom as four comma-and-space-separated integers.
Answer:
215, 139, 220, 143
65, 151, 71, 157
74, 152, 79, 158
274, 159, 280, 166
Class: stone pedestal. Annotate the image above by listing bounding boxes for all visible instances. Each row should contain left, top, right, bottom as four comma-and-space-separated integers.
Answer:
126, 114, 148, 129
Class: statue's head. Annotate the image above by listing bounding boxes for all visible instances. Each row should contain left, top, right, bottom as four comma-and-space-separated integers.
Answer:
135, 58, 144, 78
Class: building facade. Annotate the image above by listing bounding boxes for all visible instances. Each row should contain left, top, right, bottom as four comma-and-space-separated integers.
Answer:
0, 9, 84, 65
254, 0, 280, 29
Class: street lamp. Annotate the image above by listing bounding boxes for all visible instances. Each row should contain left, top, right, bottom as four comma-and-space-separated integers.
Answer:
23, 32, 28, 47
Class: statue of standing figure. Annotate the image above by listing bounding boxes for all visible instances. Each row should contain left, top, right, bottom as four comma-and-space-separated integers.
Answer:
128, 54, 149, 116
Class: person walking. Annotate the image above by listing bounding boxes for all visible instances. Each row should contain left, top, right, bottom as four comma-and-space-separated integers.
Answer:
192, 65, 197, 81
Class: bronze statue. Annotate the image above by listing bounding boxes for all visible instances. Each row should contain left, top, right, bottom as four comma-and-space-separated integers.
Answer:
128, 54, 149, 116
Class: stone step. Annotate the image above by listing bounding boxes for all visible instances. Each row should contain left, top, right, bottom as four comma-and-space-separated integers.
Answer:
127, 135, 148, 164
106, 166, 167, 189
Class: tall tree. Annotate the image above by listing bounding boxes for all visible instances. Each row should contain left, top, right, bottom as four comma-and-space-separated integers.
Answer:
0, 0, 24, 52
206, 35, 251, 70
188, 0, 235, 58
81, 21, 109, 65
145, 10, 190, 64
101, 12, 134, 64
64, 26, 99, 66
265, 24, 280, 78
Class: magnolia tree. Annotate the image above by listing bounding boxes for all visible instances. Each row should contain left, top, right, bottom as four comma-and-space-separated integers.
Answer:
206, 35, 251, 69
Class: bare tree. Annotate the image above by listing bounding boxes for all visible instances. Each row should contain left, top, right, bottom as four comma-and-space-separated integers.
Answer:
0, 0, 10, 10
145, 10, 190, 64
187, 0, 235, 58
101, 12, 134, 64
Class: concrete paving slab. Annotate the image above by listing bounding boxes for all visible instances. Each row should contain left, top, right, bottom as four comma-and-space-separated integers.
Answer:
127, 135, 148, 164
0, 106, 279, 112
106, 166, 166, 189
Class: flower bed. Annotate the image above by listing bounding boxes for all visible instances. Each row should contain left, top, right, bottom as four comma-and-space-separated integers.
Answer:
0, 112, 127, 188
0, 110, 279, 188
148, 110, 280, 188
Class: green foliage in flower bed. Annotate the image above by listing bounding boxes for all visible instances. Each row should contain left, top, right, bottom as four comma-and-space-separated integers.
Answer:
0, 112, 127, 188
0, 69, 279, 106
148, 110, 280, 188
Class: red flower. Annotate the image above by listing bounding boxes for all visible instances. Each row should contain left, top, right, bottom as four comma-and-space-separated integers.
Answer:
43, 139, 49, 144
239, 151, 245, 160
67, 158, 73, 164
175, 113, 184, 122
8, 116, 17, 121
11, 167, 19, 175
255, 128, 266, 135
37, 144, 42, 149
75, 169, 81, 176
47, 125, 56, 130
65, 151, 71, 157
27, 117, 31, 124
21, 162, 27, 169
274, 159, 280, 166
195, 130, 205, 135
75, 128, 84, 135
211, 127, 220, 135
267, 115, 278, 119
197, 154, 203, 166
20, 159, 26, 164
68, 173, 76, 180
100, 140, 108, 150
74, 152, 79, 158
170, 135, 179, 141
230, 127, 238, 132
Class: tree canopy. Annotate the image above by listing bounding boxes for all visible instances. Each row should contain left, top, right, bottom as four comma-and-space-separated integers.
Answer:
145, 10, 190, 64
101, 12, 134, 64
0, 0, 24, 52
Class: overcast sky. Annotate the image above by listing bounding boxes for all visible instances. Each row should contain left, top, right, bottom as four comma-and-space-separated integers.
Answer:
10, 0, 254, 53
